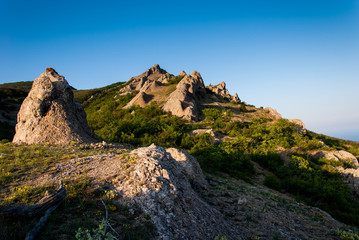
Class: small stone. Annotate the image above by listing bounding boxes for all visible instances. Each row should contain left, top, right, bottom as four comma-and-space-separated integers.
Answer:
237, 198, 248, 205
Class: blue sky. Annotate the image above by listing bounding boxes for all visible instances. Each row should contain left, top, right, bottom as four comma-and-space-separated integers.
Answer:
1, 0, 358, 141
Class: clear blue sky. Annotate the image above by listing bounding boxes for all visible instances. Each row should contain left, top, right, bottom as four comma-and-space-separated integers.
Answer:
1, 0, 358, 141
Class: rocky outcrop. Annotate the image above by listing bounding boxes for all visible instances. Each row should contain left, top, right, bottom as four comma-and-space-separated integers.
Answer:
120, 64, 171, 94
289, 119, 306, 135
265, 107, 282, 120
312, 150, 359, 168
120, 144, 241, 239
12, 68, 98, 144
166, 147, 208, 189
207, 81, 240, 102
162, 71, 205, 121
179, 71, 186, 77
335, 167, 359, 196
124, 91, 152, 109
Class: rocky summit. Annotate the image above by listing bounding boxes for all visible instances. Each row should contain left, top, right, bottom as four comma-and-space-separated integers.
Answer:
12, 68, 98, 144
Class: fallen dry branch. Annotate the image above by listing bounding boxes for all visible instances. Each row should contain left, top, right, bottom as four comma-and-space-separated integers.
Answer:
25, 204, 59, 240
0, 181, 66, 217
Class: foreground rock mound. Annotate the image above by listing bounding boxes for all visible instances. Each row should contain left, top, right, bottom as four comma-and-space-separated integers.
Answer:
163, 71, 206, 121
13, 68, 98, 144
119, 144, 241, 239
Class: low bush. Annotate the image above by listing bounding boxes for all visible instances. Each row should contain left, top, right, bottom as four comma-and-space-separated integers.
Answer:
264, 175, 281, 191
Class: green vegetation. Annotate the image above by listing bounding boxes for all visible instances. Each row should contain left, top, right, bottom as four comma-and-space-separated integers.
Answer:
335, 228, 359, 240
75, 219, 116, 240
80, 88, 359, 227
0, 143, 154, 239
166, 75, 185, 85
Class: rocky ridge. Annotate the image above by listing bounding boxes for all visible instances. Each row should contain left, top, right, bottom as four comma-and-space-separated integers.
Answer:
12, 68, 98, 144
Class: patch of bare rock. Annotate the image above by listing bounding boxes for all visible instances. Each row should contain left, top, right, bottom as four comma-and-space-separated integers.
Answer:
12, 68, 99, 144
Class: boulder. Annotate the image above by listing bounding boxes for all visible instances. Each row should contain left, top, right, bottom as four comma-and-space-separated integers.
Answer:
162, 71, 206, 121
12, 68, 98, 144
119, 144, 241, 239
312, 150, 359, 168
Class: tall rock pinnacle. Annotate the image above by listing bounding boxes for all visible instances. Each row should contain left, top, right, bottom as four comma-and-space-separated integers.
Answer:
13, 68, 99, 144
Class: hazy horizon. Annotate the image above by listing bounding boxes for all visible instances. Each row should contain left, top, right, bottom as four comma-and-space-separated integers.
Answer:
1, 0, 358, 142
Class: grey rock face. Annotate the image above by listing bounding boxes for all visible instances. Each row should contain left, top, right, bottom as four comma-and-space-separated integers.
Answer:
162, 71, 205, 121
118, 144, 241, 240
206, 81, 240, 102
13, 68, 98, 144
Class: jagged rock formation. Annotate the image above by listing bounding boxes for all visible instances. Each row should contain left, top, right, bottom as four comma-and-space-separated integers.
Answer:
120, 64, 171, 94
12, 68, 98, 144
162, 71, 206, 121
207, 81, 240, 102
121, 144, 241, 239
121, 64, 170, 108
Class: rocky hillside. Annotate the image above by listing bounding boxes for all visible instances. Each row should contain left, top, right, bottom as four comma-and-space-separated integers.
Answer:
1, 65, 359, 239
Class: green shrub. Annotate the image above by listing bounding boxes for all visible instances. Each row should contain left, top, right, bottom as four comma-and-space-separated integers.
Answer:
264, 175, 282, 191
166, 75, 185, 85
240, 103, 247, 112
202, 108, 223, 121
